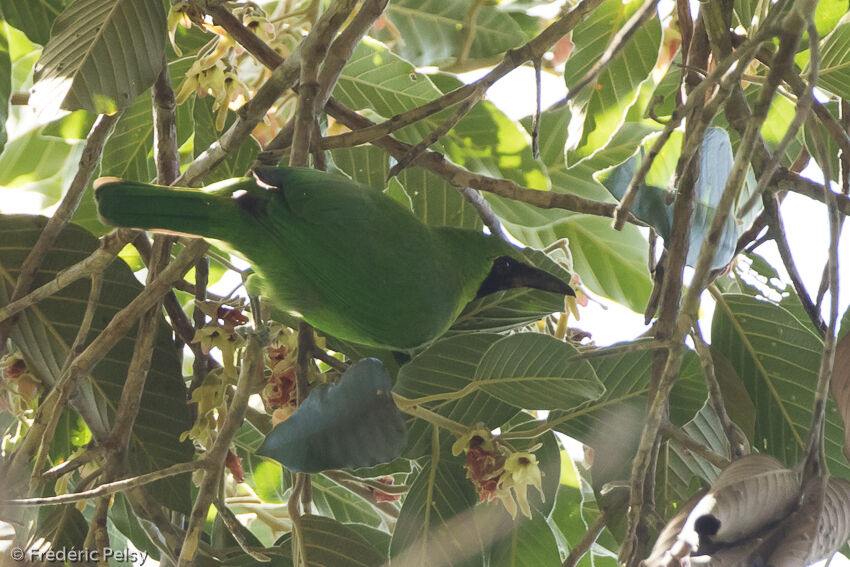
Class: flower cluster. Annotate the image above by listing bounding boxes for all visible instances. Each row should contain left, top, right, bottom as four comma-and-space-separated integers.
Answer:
261, 323, 300, 425
452, 428, 544, 519
169, 1, 293, 131
183, 302, 249, 446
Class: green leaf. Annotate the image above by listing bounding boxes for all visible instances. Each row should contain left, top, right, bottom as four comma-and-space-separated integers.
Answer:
101, 57, 194, 182
258, 358, 407, 473
31, 0, 167, 116
0, 0, 68, 45
0, 124, 82, 190
0, 22, 9, 156
488, 108, 654, 312
474, 333, 604, 411
193, 94, 259, 183
817, 22, 850, 99
489, 513, 561, 567
396, 167, 483, 229
665, 403, 728, 502
711, 293, 850, 479
380, 0, 533, 67
394, 333, 519, 458
0, 215, 194, 512
563, 0, 661, 164
551, 346, 706, 488
390, 433, 484, 567
311, 475, 384, 528
300, 515, 386, 567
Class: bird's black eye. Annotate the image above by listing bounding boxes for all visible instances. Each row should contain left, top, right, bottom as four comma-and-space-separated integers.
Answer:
495, 256, 513, 272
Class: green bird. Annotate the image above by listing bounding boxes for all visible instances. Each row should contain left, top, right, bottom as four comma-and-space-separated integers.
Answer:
94, 167, 575, 350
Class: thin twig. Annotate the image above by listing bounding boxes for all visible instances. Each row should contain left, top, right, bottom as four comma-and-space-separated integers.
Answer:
660, 422, 731, 469
562, 513, 607, 567
565, 0, 660, 102
177, 335, 265, 566
213, 496, 271, 562
4, 460, 205, 506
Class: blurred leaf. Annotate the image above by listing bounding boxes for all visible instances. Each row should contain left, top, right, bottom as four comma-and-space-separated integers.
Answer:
300, 515, 386, 566
711, 293, 850, 479
552, 346, 706, 489
830, 333, 850, 463
0, 215, 194, 512
474, 333, 603, 410
312, 475, 384, 528
42, 109, 97, 139
390, 432, 484, 567
818, 22, 850, 99
0, 0, 68, 45
487, 107, 654, 311
379, 0, 534, 67
665, 403, 728, 503
31, 0, 167, 116
802, 102, 840, 180
258, 358, 407, 473
563, 0, 661, 164
394, 333, 518, 458
109, 494, 161, 562
489, 512, 560, 567
0, 125, 82, 189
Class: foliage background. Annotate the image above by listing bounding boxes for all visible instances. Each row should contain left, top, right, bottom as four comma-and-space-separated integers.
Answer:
1, 0, 850, 566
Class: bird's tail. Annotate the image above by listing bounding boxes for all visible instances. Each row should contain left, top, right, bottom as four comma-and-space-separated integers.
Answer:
94, 178, 253, 241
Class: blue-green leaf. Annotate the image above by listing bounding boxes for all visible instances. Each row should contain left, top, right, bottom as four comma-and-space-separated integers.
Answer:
258, 358, 407, 473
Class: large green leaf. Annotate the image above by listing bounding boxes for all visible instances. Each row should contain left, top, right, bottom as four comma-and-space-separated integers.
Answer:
0, 0, 67, 45
30, 0, 166, 116
489, 513, 561, 567
258, 358, 407, 473
390, 433, 484, 567
551, 346, 706, 489
711, 293, 850, 479
563, 0, 661, 164
263, 515, 387, 567
311, 475, 385, 528
487, 107, 654, 312
0, 215, 194, 512
379, 0, 534, 67
817, 21, 850, 100
193, 94, 259, 183
394, 333, 519, 458
473, 333, 603, 411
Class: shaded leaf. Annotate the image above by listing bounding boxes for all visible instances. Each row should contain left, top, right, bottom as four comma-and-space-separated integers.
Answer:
563, 0, 661, 164
390, 433, 485, 567
473, 333, 603, 411
31, 0, 167, 116
380, 0, 534, 67
831, 332, 850, 463
394, 333, 518, 458
193, 94, 258, 183
818, 22, 850, 100
0, 0, 68, 45
297, 515, 386, 567
0, 215, 194, 512
258, 358, 407, 473
489, 513, 560, 567
711, 293, 850, 479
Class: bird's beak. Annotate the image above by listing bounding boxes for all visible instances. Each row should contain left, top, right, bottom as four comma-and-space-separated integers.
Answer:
476, 257, 575, 298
